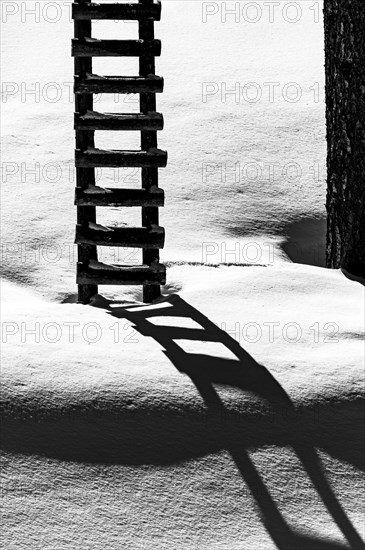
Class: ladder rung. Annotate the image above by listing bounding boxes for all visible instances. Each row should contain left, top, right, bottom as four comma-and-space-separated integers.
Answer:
72, 38, 161, 57
75, 111, 164, 131
75, 147, 167, 168
74, 74, 164, 94
72, 2, 161, 21
77, 261, 166, 285
75, 224, 165, 248
75, 186, 164, 207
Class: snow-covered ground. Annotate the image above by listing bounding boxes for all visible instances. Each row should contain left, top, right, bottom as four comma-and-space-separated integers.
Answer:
1, 0, 327, 297
1, 265, 364, 549
1, 1, 364, 549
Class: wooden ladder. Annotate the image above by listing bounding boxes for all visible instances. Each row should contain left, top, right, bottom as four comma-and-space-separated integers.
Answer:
72, 0, 166, 304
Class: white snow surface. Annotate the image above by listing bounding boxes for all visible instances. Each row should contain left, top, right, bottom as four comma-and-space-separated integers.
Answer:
84, 184, 113, 194
1, 265, 364, 549
1, 0, 326, 296
1, 2, 365, 549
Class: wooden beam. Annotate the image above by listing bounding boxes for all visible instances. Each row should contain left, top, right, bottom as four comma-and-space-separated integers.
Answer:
75, 147, 168, 168
75, 186, 164, 207
74, 74, 164, 94
72, 38, 161, 57
72, 2, 161, 21
75, 224, 165, 248
75, 111, 164, 131
77, 262, 166, 285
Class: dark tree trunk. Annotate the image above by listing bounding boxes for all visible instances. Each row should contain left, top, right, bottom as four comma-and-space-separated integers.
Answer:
324, 0, 365, 278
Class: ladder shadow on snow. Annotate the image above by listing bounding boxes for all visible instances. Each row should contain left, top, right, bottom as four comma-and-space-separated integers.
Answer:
1, 294, 364, 549
101, 294, 364, 550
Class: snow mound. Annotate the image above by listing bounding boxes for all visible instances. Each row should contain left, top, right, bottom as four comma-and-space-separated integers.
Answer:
1, 264, 364, 549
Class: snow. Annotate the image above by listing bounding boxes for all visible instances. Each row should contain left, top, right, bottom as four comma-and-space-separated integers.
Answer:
149, 185, 163, 194
84, 184, 113, 194
1, 0, 327, 297
1, 265, 364, 549
88, 221, 113, 232
88, 258, 118, 270
1, 1, 364, 549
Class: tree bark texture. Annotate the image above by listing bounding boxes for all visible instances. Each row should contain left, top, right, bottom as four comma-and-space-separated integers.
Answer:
324, 0, 365, 277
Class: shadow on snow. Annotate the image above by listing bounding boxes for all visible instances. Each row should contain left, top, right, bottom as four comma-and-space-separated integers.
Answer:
1, 294, 364, 549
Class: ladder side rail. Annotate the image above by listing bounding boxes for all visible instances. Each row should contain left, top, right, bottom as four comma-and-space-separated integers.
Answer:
74, 0, 98, 303
139, 0, 162, 302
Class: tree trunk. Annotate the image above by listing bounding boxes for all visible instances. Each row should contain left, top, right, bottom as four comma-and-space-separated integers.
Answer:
324, 0, 365, 277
